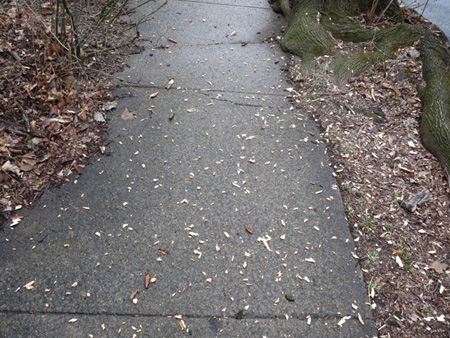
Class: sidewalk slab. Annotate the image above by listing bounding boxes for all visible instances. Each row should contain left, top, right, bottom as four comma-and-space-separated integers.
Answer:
118, 43, 287, 94
134, 0, 279, 46
0, 89, 367, 316
0, 313, 370, 337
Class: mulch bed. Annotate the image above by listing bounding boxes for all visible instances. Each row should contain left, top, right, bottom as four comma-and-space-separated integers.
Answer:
284, 17, 449, 337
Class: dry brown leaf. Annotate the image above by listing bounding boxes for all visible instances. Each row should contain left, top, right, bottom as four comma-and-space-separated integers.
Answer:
130, 289, 139, 300
430, 260, 448, 274
244, 226, 254, 234
72, 162, 82, 175
391, 248, 403, 255
145, 274, 150, 289
121, 108, 136, 120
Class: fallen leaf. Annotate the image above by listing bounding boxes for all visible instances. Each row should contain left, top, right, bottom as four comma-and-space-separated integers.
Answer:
337, 315, 351, 327
94, 111, 106, 122
244, 226, 253, 234
24, 281, 35, 290
358, 313, 365, 325
2, 161, 21, 175
72, 162, 82, 175
121, 108, 136, 120
103, 101, 118, 111
130, 289, 139, 300
395, 255, 404, 268
158, 248, 169, 254
145, 274, 150, 289
430, 260, 448, 274
391, 248, 403, 255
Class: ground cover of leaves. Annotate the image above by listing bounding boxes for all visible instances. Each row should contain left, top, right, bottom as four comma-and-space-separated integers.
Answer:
283, 15, 449, 337
0, 0, 135, 227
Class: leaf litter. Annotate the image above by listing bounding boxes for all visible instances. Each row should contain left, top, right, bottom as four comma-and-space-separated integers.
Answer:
0, 0, 140, 228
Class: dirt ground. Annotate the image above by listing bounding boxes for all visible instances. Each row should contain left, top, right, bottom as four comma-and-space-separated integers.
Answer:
284, 32, 449, 338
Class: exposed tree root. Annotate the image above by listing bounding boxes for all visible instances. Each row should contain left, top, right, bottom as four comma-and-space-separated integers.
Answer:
272, 0, 450, 184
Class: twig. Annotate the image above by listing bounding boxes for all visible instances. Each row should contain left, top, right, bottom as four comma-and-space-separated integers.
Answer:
60, 0, 81, 57
124, 0, 157, 14
375, 0, 395, 24
420, 0, 430, 18
9, 50, 21, 62
84, 33, 140, 58
14, 101, 31, 134
21, 1, 71, 54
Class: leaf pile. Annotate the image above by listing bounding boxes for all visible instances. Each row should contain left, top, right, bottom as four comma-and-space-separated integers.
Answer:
0, 1, 129, 225
286, 26, 449, 337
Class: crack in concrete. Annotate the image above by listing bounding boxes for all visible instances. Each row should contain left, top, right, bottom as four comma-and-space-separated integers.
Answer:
114, 83, 287, 100
197, 90, 279, 108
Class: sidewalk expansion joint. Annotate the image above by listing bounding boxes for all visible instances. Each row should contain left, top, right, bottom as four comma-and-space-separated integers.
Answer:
179, 0, 271, 11
140, 41, 273, 49
0, 309, 369, 323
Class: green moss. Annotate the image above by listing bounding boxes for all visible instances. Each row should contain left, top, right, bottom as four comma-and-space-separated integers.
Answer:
281, 0, 334, 65
419, 38, 450, 178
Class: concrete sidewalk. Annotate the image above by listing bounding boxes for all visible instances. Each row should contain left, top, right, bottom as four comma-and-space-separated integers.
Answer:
0, 0, 376, 336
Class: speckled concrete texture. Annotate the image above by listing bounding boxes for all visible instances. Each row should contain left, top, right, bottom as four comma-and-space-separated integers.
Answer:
0, 0, 376, 336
